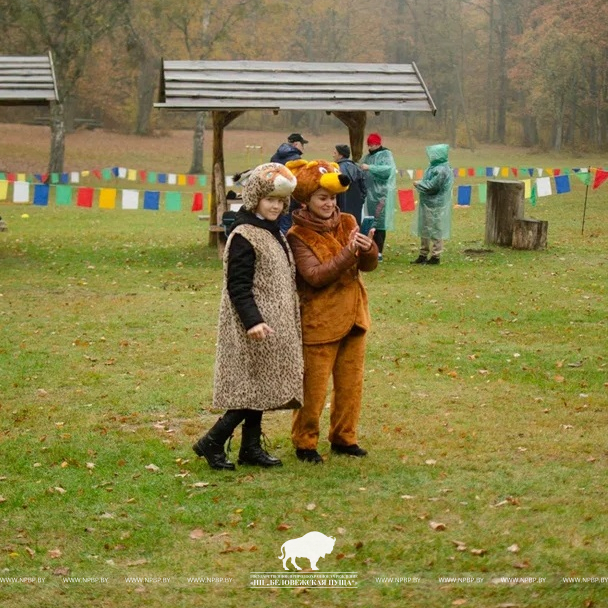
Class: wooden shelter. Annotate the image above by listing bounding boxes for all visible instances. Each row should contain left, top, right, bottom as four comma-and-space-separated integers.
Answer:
155, 59, 436, 247
0, 53, 58, 105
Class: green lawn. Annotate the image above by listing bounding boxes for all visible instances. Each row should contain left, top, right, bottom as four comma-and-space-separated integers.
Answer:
0, 142, 607, 606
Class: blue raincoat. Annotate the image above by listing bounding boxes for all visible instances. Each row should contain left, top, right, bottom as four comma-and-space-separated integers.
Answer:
360, 147, 397, 231
412, 144, 453, 240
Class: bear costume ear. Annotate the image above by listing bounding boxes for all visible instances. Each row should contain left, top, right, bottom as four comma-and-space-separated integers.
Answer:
285, 159, 308, 172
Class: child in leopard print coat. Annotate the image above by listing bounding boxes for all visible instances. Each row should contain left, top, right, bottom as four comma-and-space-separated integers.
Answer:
192, 163, 303, 470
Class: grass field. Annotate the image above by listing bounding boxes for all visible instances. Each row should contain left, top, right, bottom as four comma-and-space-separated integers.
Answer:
0, 125, 607, 607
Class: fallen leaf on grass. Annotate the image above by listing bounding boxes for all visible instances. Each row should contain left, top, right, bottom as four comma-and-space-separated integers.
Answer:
125, 559, 149, 567
277, 523, 291, 531
220, 545, 245, 554
451, 540, 467, 551
192, 482, 209, 488
306, 503, 316, 511
507, 544, 520, 553
48, 549, 62, 559
0, 496, 6, 503
25, 547, 35, 558
52, 567, 70, 576
470, 548, 487, 556
189, 529, 205, 540
401, 495, 415, 500
452, 600, 467, 606
144, 464, 160, 472
513, 560, 530, 569
429, 521, 447, 531
491, 496, 520, 508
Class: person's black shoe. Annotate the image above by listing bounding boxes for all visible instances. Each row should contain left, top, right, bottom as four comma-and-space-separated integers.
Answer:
238, 426, 283, 467
426, 256, 440, 265
192, 436, 235, 470
411, 255, 427, 264
295, 449, 323, 464
330, 443, 368, 457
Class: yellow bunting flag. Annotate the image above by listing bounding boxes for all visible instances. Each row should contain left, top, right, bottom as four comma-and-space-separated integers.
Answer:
127, 169, 137, 181
99, 188, 117, 209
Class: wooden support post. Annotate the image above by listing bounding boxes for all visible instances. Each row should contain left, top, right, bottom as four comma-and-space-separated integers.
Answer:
209, 110, 244, 249
512, 218, 548, 250
485, 179, 525, 246
332, 111, 367, 162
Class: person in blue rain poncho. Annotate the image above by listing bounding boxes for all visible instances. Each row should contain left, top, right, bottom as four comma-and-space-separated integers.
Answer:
359, 133, 397, 261
411, 143, 454, 265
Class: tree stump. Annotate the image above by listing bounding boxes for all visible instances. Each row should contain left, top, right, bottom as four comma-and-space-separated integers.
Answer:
485, 180, 525, 246
512, 218, 548, 250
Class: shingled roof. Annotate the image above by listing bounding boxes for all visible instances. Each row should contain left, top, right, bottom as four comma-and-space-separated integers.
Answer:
0, 53, 58, 105
156, 60, 436, 114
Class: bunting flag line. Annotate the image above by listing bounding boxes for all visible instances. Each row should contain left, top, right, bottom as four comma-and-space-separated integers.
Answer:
0, 181, 204, 212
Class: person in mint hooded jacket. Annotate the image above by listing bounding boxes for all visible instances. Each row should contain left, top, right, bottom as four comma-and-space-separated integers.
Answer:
359, 133, 397, 261
411, 143, 454, 265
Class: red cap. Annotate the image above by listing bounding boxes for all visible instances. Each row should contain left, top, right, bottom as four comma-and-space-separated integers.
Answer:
367, 133, 382, 146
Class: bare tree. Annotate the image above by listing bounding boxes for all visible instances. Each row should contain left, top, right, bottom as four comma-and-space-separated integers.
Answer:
1, 0, 128, 172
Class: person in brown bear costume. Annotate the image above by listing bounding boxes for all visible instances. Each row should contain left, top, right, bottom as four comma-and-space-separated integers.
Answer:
285, 159, 378, 463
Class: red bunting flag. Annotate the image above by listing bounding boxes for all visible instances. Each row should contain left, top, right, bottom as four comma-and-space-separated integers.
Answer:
187, 175, 196, 186
139, 170, 147, 182
92, 169, 102, 180
592, 169, 608, 190
398, 189, 415, 212
191, 192, 203, 211
467, 168, 475, 177
77, 187, 94, 208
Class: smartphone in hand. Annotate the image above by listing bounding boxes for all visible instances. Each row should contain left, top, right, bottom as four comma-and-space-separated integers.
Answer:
360, 216, 375, 236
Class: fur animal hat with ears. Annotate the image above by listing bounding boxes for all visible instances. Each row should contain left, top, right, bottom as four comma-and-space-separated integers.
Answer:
285, 159, 350, 204
240, 162, 297, 213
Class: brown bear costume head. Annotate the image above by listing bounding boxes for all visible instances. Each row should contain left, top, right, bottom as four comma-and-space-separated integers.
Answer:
285, 159, 350, 204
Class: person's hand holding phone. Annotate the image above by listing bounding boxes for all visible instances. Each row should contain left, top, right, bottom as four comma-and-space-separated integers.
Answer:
354, 228, 375, 252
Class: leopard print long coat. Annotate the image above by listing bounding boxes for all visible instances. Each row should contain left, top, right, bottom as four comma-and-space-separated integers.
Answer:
212, 224, 303, 411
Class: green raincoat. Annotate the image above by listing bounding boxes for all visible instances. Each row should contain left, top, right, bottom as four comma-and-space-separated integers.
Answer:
360, 147, 397, 231
412, 144, 454, 240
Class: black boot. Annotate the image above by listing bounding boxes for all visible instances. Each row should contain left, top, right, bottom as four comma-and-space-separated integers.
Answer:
238, 423, 283, 467
192, 410, 245, 470
411, 254, 427, 264
427, 256, 440, 265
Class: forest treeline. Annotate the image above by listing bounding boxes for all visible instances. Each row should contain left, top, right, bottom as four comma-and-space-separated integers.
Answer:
1, 0, 607, 171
